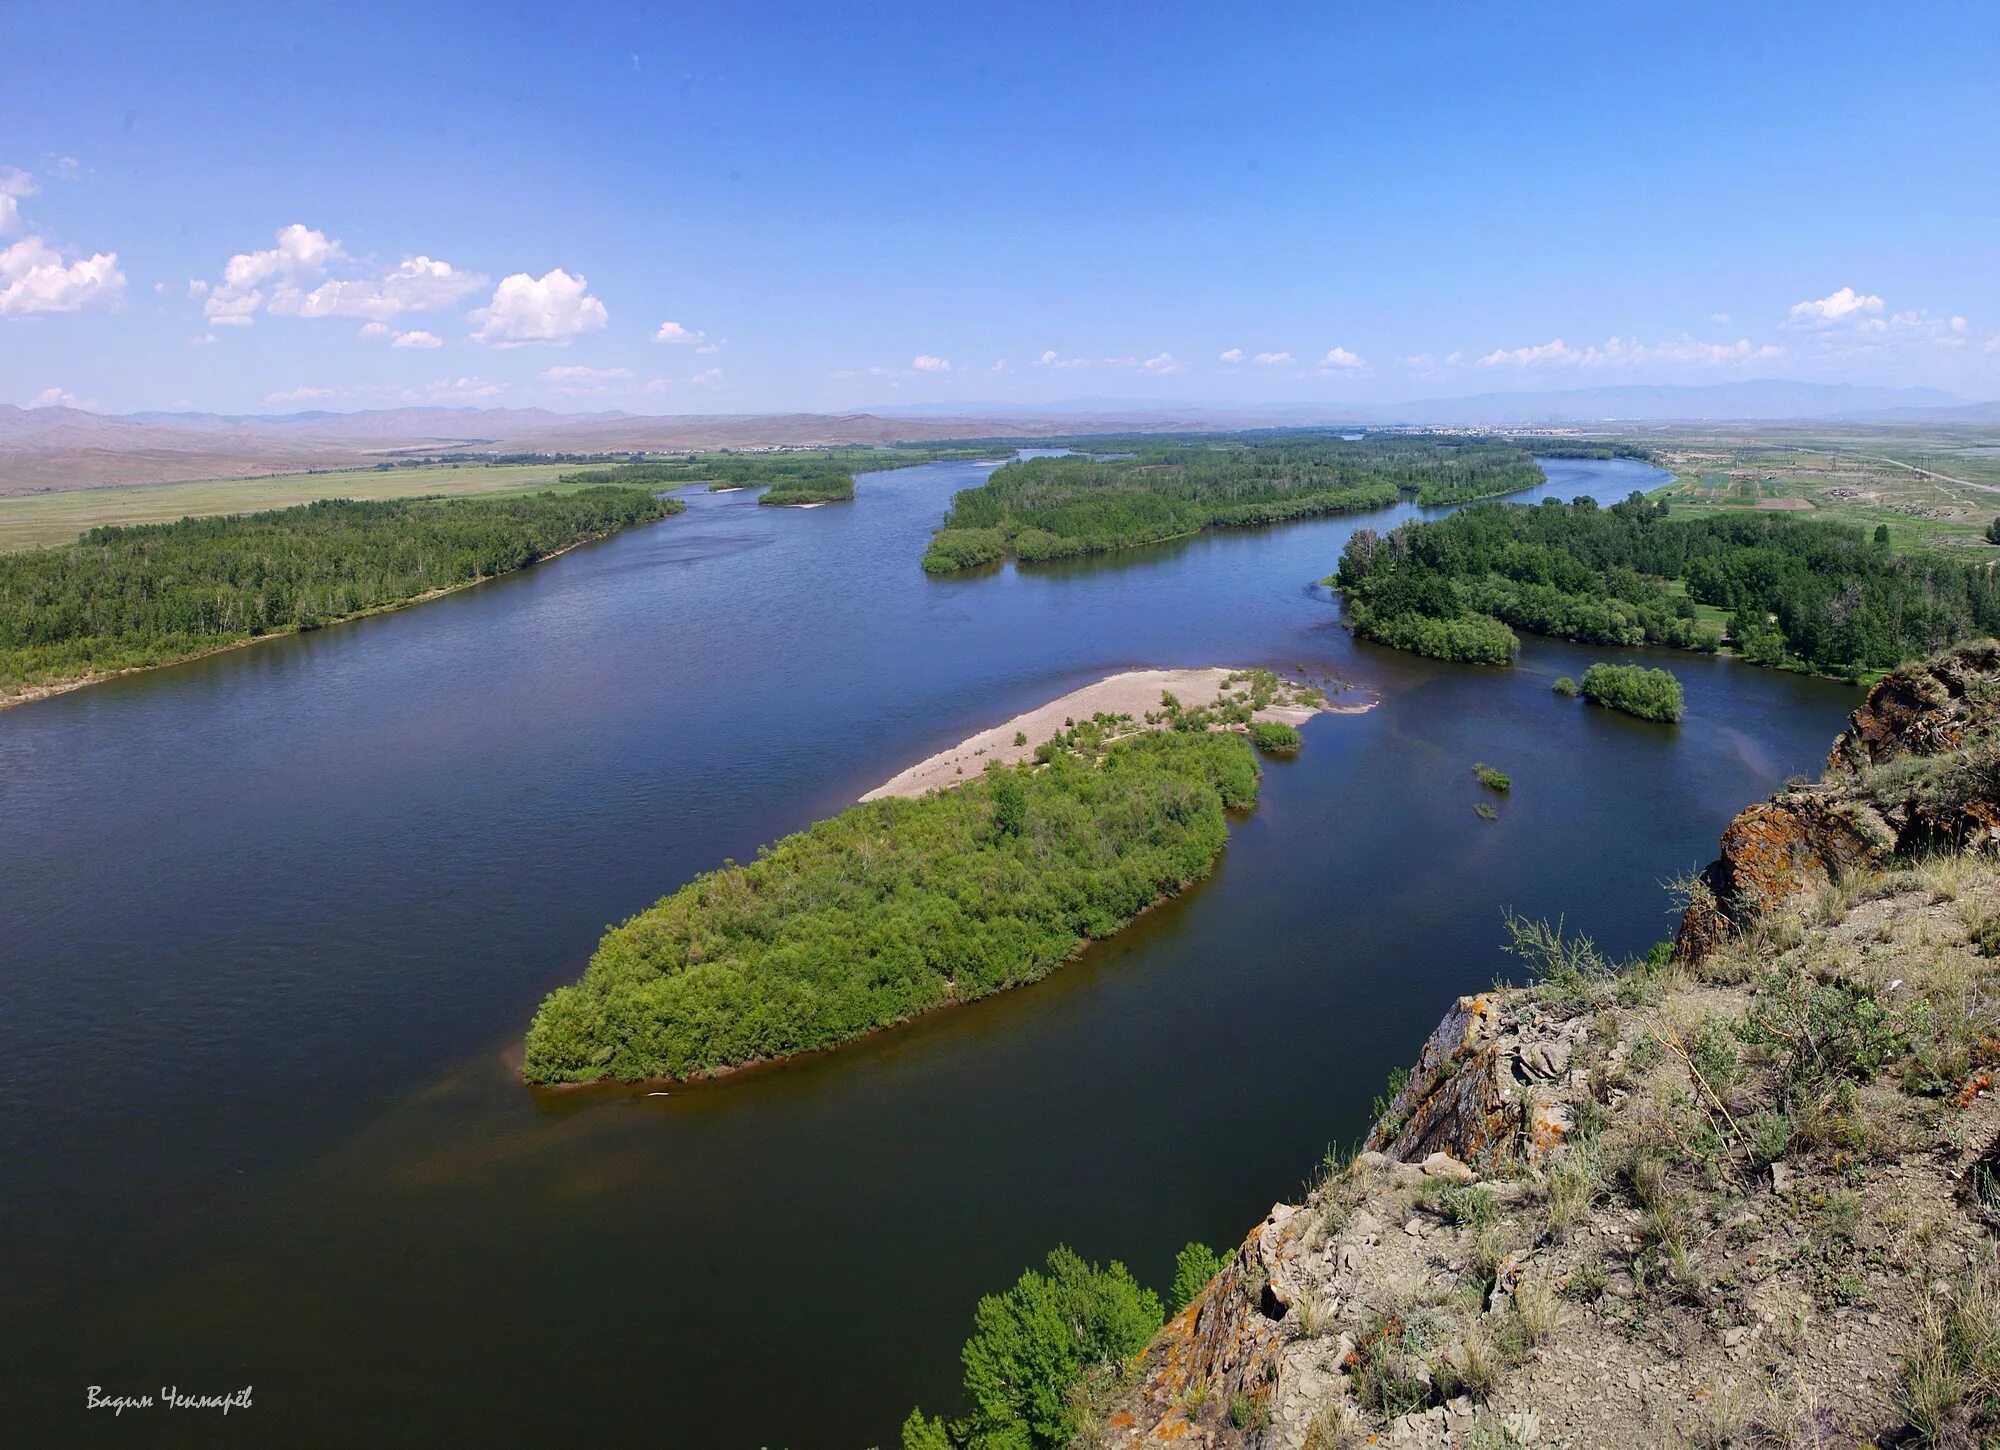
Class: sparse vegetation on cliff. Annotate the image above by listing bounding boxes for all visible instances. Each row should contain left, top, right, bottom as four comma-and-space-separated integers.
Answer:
524, 729, 1264, 1084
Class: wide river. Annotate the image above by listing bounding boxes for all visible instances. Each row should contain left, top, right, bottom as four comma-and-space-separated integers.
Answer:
1, 456, 1856, 1445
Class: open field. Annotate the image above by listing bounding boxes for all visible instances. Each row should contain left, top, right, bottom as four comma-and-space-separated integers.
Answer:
1606, 423, 2000, 554
0, 462, 613, 552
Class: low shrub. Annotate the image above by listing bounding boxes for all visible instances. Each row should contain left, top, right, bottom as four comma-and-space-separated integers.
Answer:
1579, 662, 1684, 722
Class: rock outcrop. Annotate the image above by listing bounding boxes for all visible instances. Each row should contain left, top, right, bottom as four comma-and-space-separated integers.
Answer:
1677, 639, 2000, 959
1364, 994, 1582, 1170
1096, 641, 2000, 1450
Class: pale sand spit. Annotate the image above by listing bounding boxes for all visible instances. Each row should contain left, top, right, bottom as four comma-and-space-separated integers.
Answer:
861, 666, 1372, 801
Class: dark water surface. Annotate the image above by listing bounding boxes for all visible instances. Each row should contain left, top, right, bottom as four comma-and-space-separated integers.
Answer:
0, 458, 1857, 1444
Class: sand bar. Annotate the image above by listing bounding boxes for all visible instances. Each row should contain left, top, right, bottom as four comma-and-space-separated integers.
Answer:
862, 666, 1373, 801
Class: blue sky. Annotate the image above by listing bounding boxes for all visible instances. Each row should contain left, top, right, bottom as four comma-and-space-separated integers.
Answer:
5, 0, 1997, 415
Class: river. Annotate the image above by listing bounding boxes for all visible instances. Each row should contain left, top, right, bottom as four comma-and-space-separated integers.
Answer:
0, 456, 1857, 1445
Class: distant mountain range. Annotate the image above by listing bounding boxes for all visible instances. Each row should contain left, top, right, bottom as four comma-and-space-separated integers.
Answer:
1, 381, 1992, 494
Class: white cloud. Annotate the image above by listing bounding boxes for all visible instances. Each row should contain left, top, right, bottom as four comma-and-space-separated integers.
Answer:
692, 367, 722, 384
188, 333, 219, 346
654, 320, 706, 344
912, 354, 952, 372
0, 235, 127, 315
1711, 311, 1731, 324
1639, 336, 1785, 365
471, 268, 608, 346
1219, 347, 1245, 364
207, 224, 343, 322
1787, 286, 1885, 327
1444, 351, 1462, 366
1036, 349, 1089, 369
1479, 337, 1582, 368
427, 376, 505, 401
1252, 351, 1293, 366
358, 321, 388, 339
540, 364, 633, 382
266, 386, 343, 404
1479, 334, 1784, 369
206, 226, 482, 327
1951, 315, 1968, 333
274, 255, 484, 321
1316, 347, 1368, 374
0, 165, 37, 234
990, 358, 1011, 373
391, 329, 443, 349
0, 168, 125, 316
1141, 351, 1186, 375
28, 386, 91, 408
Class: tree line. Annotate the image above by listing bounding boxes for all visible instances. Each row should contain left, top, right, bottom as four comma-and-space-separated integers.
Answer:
921, 434, 1546, 573
0, 485, 679, 695
1333, 493, 2000, 676
565, 446, 1000, 506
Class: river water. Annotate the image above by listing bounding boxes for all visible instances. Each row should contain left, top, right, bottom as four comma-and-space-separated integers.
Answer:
0, 456, 1856, 1445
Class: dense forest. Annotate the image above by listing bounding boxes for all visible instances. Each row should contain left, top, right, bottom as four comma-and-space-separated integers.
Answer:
521, 728, 1265, 1084
0, 485, 678, 695
921, 434, 1544, 572
1332, 493, 2000, 676
565, 445, 999, 506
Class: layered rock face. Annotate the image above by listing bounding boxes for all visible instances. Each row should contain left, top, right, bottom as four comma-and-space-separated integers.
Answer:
1677, 639, 2000, 958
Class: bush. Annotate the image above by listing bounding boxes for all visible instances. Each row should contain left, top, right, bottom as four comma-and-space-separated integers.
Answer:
1579, 662, 1684, 722
1552, 675, 1579, 696
1171, 1241, 1225, 1311
922, 528, 1008, 573
904, 1247, 1164, 1450
1472, 762, 1511, 792
1248, 719, 1302, 752
1350, 603, 1519, 664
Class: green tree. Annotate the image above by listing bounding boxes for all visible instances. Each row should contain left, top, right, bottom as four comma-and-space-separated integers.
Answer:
989, 773, 1028, 839
955, 1248, 1163, 1448
1170, 1242, 1225, 1311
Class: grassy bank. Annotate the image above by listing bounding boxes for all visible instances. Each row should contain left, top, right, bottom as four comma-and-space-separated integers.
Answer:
523, 728, 1264, 1084
0, 484, 679, 703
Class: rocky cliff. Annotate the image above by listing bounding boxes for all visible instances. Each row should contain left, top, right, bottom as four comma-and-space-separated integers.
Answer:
1096, 644, 2000, 1449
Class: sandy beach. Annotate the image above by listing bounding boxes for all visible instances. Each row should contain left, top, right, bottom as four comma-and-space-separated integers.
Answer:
861, 666, 1372, 801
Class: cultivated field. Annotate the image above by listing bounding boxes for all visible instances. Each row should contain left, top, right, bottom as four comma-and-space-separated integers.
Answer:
1630, 423, 2000, 553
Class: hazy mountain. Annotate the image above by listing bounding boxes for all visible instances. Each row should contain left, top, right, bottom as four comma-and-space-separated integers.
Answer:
1361, 381, 1966, 425
4, 383, 1993, 494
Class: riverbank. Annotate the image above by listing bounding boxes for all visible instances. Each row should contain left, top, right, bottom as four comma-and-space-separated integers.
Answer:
0, 506, 677, 713
863, 667, 1369, 800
